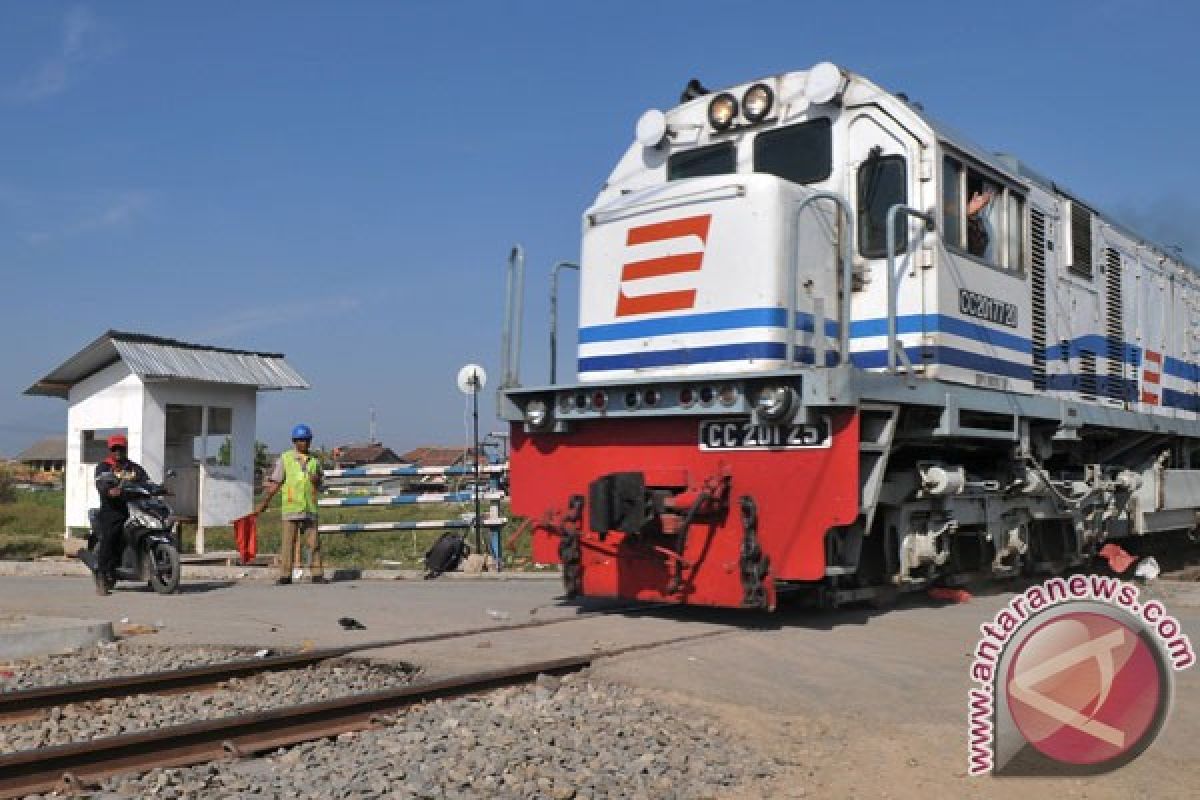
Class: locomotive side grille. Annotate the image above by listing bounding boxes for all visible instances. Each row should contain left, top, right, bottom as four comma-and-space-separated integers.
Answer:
1104, 247, 1125, 402
1031, 209, 1048, 390
1080, 350, 1098, 399
1069, 202, 1093, 279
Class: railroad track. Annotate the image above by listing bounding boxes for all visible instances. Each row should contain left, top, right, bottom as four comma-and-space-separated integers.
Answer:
0, 600, 672, 723
0, 630, 726, 798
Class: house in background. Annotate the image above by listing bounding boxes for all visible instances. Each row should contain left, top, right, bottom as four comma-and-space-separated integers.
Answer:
16, 437, 67, 474
401, 446, 476, 469
331, 442, 403, 468
25, 330, 308, 550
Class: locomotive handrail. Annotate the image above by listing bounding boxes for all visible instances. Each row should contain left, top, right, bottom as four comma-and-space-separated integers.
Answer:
549, 261, 580, 384
885, 204, 935, 374
791, 191, 854, 367
501, 245, 526, 388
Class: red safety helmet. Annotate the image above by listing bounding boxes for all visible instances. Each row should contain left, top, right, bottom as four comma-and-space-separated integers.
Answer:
107, 434, 129, 450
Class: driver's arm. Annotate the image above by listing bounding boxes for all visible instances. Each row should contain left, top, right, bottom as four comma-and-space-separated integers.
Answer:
95, 463, 121, 498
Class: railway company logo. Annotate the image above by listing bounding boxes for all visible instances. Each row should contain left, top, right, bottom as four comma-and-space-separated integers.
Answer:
615, 214, 711, 317
967, 577, 1194, 776
1141, 350, 1162, 406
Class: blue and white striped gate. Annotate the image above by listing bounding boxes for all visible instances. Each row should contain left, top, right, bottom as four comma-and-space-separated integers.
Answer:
317, 463, 508, 564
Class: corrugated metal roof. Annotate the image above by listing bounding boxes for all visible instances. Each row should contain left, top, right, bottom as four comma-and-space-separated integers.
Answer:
25, 330, 309, 398
113, 339, 308, 389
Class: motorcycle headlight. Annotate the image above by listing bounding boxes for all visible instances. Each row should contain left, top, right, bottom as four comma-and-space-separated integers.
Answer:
707, 93, 738, 131
524, 399, 549, 428
742, 83, 773, 122
755, 385, 794, 421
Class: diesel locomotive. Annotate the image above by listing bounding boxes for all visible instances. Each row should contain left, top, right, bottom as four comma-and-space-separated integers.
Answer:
498, 63, 1200, 610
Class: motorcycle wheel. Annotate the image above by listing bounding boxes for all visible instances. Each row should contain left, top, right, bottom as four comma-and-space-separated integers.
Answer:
145, 542, 181, 594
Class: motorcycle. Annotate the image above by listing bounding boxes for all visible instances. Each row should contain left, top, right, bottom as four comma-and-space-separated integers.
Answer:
80, 477, 182, 594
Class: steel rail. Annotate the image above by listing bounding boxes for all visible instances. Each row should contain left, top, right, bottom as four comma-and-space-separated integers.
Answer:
0, 601, 675, 720
0, 649, 360, 723
0, 631, 725, 798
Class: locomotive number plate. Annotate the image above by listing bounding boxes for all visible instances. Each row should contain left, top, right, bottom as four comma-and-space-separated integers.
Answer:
698, 418, 831, 451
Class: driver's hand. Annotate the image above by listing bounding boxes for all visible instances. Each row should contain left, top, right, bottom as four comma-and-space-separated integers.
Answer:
107, 487, 122, 497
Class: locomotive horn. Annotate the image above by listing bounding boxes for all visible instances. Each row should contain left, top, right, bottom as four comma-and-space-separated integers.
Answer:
680, 78, 710, 103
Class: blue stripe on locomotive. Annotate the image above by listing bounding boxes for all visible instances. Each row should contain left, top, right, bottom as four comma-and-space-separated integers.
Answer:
576, 306, 1199, 411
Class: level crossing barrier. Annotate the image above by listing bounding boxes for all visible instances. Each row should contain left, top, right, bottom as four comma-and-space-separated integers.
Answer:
317, 463, 509, 566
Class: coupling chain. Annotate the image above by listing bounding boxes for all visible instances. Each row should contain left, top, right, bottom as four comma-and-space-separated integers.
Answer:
558, 494, 584, 598
739, 495, 770, 609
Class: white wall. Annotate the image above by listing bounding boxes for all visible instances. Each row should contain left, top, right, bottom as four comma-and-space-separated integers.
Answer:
64, 362, 145, 531
144, 382, 257, 528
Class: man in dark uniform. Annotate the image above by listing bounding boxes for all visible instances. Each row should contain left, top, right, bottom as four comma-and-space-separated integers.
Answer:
92, 434, 149, 595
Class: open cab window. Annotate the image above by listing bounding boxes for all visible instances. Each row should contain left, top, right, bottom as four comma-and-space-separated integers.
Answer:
943, 155, 1025, 272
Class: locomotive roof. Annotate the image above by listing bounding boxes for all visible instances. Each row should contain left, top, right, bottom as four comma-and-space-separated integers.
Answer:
675, 65, 1195, 276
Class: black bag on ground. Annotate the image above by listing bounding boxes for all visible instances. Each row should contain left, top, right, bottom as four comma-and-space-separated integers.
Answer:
424, 532, 469, 579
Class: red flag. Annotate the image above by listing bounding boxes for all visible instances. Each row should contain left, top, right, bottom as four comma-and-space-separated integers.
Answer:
233, 514, 258, 565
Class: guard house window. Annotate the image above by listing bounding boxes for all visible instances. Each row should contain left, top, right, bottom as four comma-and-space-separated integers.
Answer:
1068, 201, 1093, 279
165, 404, 233, 466
81, 428, 128, 463
857, 152, 907, 258
667, 142, 736, 181
753, 118, 832, 185
942, 155, 1025, 271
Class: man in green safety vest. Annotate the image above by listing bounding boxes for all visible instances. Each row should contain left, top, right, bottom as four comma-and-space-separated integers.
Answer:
257, 423, 326, 585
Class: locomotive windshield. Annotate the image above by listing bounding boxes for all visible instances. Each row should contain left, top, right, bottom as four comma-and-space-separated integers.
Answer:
753, 118, 832, 184
665, 118, 833, 186
666, 142, 734, 180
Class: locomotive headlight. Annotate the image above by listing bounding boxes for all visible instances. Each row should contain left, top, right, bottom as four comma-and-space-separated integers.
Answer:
707, 93, 738, 131
742, 83, 773, 122
755, 384, 794, 421
524, 399, 549, 428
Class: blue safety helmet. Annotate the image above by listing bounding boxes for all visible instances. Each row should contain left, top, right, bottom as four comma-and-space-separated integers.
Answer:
291, 423, 313, 441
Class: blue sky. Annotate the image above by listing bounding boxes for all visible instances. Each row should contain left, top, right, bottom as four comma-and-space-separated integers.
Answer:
2, 0, 1197, 456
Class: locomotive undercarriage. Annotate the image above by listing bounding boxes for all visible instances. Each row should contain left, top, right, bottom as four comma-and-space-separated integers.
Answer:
816, 395, 1200, 608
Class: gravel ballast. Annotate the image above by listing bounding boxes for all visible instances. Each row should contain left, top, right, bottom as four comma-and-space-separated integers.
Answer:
0, 640, 267, 692
22, 671, 773, 799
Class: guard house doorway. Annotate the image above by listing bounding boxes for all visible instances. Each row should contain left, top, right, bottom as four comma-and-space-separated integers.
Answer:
164, 404, 233, 521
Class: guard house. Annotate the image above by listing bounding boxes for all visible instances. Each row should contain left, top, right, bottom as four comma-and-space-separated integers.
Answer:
25, 331, 308, 547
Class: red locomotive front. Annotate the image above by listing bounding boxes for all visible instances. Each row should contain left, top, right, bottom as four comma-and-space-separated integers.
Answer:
510, 410, 859, 610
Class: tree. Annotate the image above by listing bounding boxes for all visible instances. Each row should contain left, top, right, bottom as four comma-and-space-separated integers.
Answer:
254, 441, 272, 475
0, 465, 15, 504
217, 437, 232, 466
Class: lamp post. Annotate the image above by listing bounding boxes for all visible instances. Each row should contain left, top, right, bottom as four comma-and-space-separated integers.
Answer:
457, 364, 488, 563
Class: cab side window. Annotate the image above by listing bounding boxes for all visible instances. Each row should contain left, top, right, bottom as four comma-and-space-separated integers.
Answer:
857, 151, 907, 258
942, 155, 1025, 271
